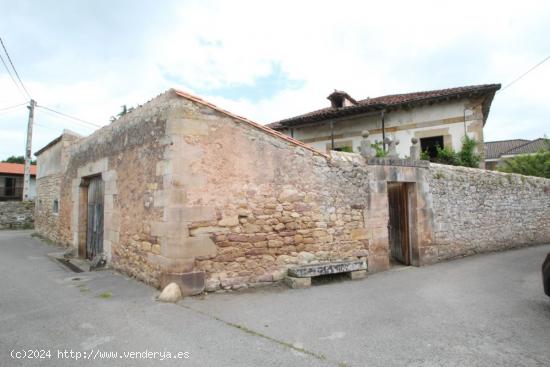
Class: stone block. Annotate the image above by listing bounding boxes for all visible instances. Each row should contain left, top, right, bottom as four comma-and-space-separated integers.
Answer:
160, 236, 216, 258
351, 228, 368, 240
160, 271, 205, 296
288, 259, 367, 278
284, 276, 311, 289
348, 270, 367, 280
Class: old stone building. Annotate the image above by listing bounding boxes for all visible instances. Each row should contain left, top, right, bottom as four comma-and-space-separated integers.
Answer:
267, 84, 500, 166
34, 89, 550, 295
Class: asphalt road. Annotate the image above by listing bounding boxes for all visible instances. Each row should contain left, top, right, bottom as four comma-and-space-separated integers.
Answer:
0, 230, 549, 366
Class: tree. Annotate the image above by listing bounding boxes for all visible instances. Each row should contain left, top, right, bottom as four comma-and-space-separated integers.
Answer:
2, 155, 36, 165
110, 104, 140, 122
497, 140, 550, 178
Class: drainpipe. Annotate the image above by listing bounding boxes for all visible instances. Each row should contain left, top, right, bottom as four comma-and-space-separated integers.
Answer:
330, 121, 335, 150
381, 110, 386, 151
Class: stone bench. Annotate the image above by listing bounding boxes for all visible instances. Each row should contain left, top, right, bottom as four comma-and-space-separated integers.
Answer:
284, 259, 367, 288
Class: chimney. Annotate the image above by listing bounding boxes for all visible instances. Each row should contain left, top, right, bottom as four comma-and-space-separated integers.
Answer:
327, 90, 357, 108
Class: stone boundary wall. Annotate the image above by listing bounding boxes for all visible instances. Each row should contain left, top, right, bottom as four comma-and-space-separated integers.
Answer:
429, 163, 550, 260
0, 201, 34, 229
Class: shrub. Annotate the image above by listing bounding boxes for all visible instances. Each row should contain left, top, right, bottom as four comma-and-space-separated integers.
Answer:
497, 140, 550, 178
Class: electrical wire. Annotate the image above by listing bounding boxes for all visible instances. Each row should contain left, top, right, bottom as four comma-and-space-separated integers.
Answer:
0, 102, 26, 113
0, 52, 27, 100
0, 37, 31, 99
36, 105, 100, 129
499, 55, 550, 93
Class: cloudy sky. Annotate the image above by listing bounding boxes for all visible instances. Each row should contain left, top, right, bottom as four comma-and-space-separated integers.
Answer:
1, 0, 549, 160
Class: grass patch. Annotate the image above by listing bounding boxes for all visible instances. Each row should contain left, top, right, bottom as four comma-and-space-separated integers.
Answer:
99, 292, 112, 299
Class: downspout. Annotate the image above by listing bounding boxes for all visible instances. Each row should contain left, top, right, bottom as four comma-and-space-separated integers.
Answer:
330, 121, 335, 150
381, 109, 386, 151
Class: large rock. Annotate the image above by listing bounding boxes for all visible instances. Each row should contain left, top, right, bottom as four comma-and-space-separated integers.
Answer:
158, 282, 182, 303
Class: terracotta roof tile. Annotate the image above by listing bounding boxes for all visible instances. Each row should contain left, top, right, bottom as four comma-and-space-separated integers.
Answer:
267, 83, 501, 128
0, 162, 36, 175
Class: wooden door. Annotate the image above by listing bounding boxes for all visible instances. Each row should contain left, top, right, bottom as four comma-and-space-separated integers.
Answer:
86, 176, 104, 260
387, 182, 410, 265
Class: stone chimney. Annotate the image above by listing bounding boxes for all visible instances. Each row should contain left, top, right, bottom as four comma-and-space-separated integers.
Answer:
327, 90, 357, 108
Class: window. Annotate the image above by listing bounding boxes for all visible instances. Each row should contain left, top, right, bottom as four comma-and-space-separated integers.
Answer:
420, 136, 444, 159
4, 177, 15, 196
326, 140, 354, 153
53, 199, 59, 214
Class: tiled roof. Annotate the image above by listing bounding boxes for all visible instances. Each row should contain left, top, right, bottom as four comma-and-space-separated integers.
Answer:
484, 138, 549, 160
0, 162, 37, 175
502, 138, 549, 156
483, 139, 530, 160
267, 83, 501, 129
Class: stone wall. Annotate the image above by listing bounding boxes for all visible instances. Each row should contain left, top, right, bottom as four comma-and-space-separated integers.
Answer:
152, 93, 373, 292
0, 201, 34, 229
429, 163, 550, 260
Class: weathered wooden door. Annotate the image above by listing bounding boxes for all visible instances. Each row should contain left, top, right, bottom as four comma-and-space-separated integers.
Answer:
387, 182, 410, 265
86, 176, 104, 260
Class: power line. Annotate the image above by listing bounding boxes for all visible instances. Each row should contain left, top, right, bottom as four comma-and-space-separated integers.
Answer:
36, 104, 102, 128
0, 52, 27, 100
0, 102, 26, 113
499, 55, 550, 93
0, 37, 31, 99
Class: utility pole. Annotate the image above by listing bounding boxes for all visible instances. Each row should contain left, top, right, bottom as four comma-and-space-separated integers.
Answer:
22, 99, 35, 201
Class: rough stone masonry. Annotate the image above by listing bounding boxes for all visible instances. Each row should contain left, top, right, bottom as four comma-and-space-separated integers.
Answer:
34, 89, 550, 295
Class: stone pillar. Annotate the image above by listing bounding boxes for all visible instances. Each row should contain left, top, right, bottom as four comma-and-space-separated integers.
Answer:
410, 137, 420, 161
360, 130, 375, 159
387, 138, 399, 159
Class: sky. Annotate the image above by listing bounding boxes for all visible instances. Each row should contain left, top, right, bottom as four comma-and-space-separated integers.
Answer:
1, 0, 549, 160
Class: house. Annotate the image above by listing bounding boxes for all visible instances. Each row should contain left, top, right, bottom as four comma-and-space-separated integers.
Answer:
267, 84, 501, 167
484, 138, 549, 170
33, 89, 550, 296
0, 162, 36, 201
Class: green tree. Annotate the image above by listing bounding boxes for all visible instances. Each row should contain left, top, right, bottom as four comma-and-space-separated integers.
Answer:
2, 155, 36, 164
497, 139, 550, 178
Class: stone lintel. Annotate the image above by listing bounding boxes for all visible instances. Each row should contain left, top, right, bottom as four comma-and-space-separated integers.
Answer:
288, 259, 367, 278
368, 157, 429, 168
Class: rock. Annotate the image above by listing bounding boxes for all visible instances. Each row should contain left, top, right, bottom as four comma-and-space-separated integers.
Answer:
297, 251, 315, 264
90, 253, 106, 271
151, 244, 161, 255
141, 241, 152, 252
158, 282, 182, 302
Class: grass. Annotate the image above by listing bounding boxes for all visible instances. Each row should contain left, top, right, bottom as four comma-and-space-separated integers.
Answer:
99, 292, 112, 299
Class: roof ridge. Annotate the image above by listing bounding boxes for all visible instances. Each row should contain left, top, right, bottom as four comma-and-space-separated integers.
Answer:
484, 139, 530, 144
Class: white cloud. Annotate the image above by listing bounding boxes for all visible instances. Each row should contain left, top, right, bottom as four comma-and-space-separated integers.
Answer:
0, 0, 549, 158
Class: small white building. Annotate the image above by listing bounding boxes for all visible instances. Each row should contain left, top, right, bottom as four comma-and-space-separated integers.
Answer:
267, 84, 500, 167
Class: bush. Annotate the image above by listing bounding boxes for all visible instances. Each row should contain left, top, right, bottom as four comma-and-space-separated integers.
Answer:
497, 140, 550, 178
371, 141, 388, 157
424, 135, 481, 168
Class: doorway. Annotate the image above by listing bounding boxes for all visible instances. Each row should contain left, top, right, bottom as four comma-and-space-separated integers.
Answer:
387, 182, 411, 265
86, 176, 104, 260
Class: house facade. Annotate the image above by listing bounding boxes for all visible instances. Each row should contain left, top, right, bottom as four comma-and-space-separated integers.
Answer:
34, 89, 550, 296
0, 162, 36, 201
267, 84, 500, 167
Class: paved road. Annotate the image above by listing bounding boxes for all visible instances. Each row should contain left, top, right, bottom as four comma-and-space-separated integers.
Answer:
0, 231, 549, 366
